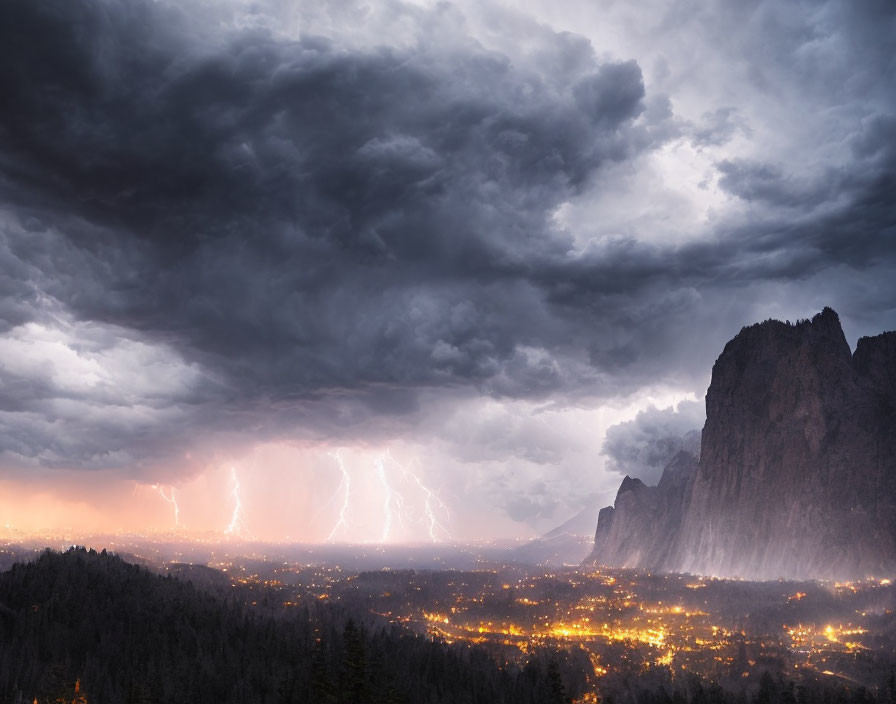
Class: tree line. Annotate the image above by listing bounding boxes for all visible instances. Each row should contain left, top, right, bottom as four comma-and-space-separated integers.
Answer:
0, 548, 575, 704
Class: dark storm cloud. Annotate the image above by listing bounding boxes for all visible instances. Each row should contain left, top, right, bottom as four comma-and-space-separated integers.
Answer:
0, 0, 655, 466
0, 0, 894, 472
0, 0, 646, 263
715, 159, 838, 209
690, 108, 749, 148
602, 401, 703, 486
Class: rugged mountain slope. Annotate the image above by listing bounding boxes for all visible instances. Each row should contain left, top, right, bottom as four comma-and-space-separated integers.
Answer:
512, 499, 602, 566
544, 498, 604, 540
590, 451, 697, 569
587, 308, 896, 580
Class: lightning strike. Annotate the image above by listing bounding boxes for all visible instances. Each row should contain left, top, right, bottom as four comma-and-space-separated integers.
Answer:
151, 484, 180, 528
407, 471, 451, 542
224, 467, 248, 537
326, 450, 351, 541
385, 451, 451, 542
375, 455, 408, 543
375, 456, 392, 542
316, 448, 450, 543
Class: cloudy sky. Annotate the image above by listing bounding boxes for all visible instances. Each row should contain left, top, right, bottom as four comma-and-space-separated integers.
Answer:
0, 0, 893, 542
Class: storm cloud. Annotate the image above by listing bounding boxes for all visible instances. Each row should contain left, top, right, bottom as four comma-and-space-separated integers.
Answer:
602, 401, 704, 486
0, 0, 894, 531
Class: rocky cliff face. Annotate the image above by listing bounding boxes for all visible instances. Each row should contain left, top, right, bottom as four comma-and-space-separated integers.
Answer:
591, 451, 697, 569
587, 308, 896, 580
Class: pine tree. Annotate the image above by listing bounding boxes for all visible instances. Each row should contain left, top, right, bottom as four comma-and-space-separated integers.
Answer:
885, 670, 896, 704
342, 620, 369, 704
546, 660, 569, 704
310, 637, 336, 704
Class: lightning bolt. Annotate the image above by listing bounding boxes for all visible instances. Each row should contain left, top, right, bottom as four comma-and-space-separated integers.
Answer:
385, 451, 451, 542
224, 467, 248, 538
151, 484, 180, 528
316, 448, 449, 543
375, 456, 392, 542
326, 450, 351, 541
375, 455, 409, 543
407, 471, 451, 542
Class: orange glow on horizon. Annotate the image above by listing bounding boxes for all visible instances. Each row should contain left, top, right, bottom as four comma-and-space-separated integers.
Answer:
0, 441, 500, 543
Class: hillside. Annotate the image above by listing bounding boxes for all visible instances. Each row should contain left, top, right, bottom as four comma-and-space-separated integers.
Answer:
0, 548, 570, 704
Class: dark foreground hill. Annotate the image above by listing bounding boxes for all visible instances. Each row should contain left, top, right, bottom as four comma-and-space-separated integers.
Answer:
0, 548, 571, 704
587, 308, 896, 580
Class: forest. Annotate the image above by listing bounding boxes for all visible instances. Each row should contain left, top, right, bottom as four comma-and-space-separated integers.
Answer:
0, 549, 574, 704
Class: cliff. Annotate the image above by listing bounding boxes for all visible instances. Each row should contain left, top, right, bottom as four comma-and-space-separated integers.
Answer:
586, 308, 896, 580
591, 451, 697, 569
